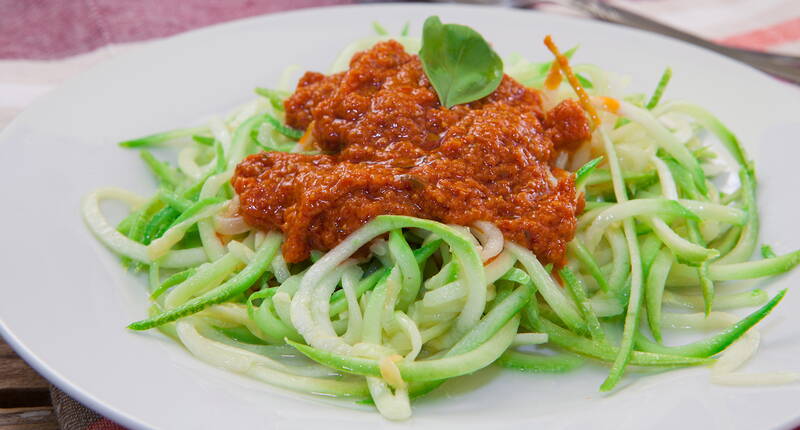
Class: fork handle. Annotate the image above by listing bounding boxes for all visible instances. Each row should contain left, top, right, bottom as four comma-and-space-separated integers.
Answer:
542, 0, 800, 84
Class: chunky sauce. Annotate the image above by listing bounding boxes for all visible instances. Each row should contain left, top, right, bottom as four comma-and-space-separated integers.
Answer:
233, 41, 590, 264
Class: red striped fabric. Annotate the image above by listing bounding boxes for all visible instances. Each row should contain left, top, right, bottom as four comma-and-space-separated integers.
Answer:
720, 17, 800, 50
0, 0, 353, 60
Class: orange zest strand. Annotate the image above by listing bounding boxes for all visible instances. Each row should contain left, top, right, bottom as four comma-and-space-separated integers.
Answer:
544, 60, 563, 90
543, 35, 601, 128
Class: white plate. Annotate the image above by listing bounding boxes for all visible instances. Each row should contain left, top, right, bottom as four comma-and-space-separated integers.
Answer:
1, 4, 799, 430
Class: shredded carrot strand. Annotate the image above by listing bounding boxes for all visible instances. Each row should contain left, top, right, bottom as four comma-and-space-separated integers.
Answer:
597, 96, 620, 114
299, 122, 315, 150
543, 35, 601, 128
544, 61, 563, 90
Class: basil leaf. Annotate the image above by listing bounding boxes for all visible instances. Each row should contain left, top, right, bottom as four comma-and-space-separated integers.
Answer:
420, 16, 503, 108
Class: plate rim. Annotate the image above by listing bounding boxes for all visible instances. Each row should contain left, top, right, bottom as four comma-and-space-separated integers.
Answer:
1, 3, 799, 429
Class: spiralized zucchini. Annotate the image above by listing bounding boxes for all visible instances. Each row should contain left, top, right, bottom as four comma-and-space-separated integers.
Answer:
82, 26, 799, 421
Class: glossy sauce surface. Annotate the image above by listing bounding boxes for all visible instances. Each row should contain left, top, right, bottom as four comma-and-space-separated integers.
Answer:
233, 41, 590, 264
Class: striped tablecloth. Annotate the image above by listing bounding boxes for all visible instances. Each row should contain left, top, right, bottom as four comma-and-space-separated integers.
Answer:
1, 0, 798, 428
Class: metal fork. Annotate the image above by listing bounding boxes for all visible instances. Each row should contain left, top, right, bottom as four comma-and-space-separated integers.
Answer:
436, 0, 800, 84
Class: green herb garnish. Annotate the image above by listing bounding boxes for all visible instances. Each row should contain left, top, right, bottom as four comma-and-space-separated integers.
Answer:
419, 16, 503, 108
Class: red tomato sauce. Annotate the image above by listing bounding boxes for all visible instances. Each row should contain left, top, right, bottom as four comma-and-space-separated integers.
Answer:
233, 41, 590, 264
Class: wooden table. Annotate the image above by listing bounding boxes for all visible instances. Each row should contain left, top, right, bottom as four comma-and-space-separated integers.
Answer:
0, 338, 59, 429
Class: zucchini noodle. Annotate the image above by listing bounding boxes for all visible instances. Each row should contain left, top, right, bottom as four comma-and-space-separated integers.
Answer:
81, 27, 798, 421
